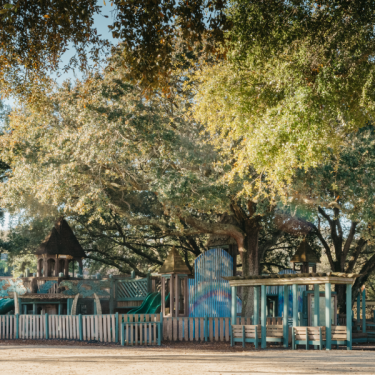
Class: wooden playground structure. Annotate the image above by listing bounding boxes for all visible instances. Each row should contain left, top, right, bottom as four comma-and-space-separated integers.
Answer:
0, 219, 374, 349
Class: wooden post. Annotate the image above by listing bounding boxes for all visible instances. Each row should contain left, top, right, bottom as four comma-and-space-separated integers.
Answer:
175, 274, 179, 318
32, 303, 36, 315
325, 283, 331, 350
45, 313, 49, 339
67, 298, 72, 315
109, 277, 115, 314
170, 275, 174, 317
292, 284, 298, 327
362, 288, 366, 334
261, 284, 266, 349
159, 312, 163, 341
79, 314, 83, 340
161, 277, 165, 317
115, 312, 119, 343
184, 277, 189, 317
254, 286, 259, 325
357, 293, 360, 331
58, 303, 62, 316
231, 286, 237, 326
314, 284, 320, 326
283, 285, 289, 348
93, 300, 97, 315
346, 284, 352, 350
15, 314, 19, 339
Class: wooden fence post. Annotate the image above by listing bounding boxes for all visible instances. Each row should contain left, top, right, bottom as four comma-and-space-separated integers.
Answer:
15, 314, 19, 339
159, 312, 163, 341
79, 314, 83, 341
115, 312, 119, 343
45, 313, 49, 339
121, 323, 125, 346
204, 316, 208, 342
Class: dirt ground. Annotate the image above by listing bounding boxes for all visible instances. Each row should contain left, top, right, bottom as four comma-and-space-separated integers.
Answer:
0, 342, 375, 375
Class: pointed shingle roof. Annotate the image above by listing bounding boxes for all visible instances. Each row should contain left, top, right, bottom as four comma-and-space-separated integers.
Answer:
35, 218, 85, 258
159, 247, 191, 274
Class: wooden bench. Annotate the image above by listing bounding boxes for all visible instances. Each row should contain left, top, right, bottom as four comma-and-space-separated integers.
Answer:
231, 325, 285, 348
331, 326, 347, 347
230, 325, 260, 348
292, 327, 326, 350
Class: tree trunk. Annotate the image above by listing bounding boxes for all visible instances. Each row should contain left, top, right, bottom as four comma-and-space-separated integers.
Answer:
240, 219, 260, 317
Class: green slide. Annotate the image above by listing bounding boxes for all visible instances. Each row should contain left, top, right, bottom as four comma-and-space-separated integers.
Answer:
127, 292, 159, 314
127, 292, 170, 315
0, 299, 14, 314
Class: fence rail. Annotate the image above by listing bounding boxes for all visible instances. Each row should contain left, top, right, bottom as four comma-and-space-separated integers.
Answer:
0, 314, 284, 343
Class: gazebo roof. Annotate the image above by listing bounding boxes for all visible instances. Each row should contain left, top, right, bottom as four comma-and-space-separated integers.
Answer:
290, 239, 320, 264
159, 247, 191, 275
35, 218, 85, 258
223, 272, 360, 286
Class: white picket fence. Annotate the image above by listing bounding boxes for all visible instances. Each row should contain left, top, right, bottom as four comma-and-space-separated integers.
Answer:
0, 314, 118, 342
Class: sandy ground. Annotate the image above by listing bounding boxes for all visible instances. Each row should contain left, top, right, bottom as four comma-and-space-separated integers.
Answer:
0, 344, 375, 375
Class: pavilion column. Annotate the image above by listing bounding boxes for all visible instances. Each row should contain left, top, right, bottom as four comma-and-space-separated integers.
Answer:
78, 259, 83, 275
283, 285, 289, 348
325, 283, 332, 350
253, 286, 259, 325
362, 288, 366, 334
54, 256, 59, 277
261, 285, 266, 349
175, 274, 179, 318
346, 284, 352, 350
64, 259, 69, 277
292, 284, 298, 327
314, 284, 320, 326
43, 258, 48, 277
170, 274, 174, 317
37, 258, 41, 277
231, 286, 237, 326
357, 293, 360, 331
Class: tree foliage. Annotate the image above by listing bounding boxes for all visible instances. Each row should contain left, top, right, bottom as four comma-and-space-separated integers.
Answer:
192, 0, 375, 197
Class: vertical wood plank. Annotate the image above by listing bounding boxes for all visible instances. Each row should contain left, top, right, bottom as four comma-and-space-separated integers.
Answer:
112, 314, 116, 342
83, 316, 86, 341
209, 318, 213, 342
200, 318, 204, 341
220, 318, 224, 341
189, 318, 194, 341
173, 319, 178, 341
225, 318, 230, 342
194, 318, 199, 341
214, 318, 219, 341
183, 318, 188, 341
179, 319, 183, 341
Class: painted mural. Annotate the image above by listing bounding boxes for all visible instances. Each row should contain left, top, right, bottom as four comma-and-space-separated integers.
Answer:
188, 248, 240, 318
59, 279, 110, 297
37, 280, 57, 294
0, 278, 29, 297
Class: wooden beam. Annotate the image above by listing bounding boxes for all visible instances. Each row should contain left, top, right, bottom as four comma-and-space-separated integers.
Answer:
227, 276, 355, 287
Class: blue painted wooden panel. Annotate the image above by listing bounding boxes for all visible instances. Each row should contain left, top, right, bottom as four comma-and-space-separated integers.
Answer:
188, 248, 240, 317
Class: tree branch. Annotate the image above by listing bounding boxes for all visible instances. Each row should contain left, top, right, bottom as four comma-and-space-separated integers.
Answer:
342, 221, 358, 266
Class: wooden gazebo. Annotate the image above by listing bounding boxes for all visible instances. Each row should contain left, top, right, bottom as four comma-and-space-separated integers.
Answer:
225, 272, 358, 350
35, 218, 85, 277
